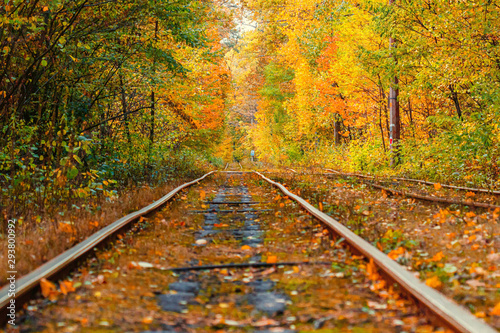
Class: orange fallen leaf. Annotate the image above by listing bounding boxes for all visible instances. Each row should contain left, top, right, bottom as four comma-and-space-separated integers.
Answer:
266, 255, 278, 264
318, 202, 323, 211
430, 251, 445, 262
425, 275, 442, 289
253, 318, 279, 327
366, 258, 378, 280
433, 183, 442, 190
59, 280, 75, 295
475, 311, 486, 318
200, 190, 206, 201
40, 278, 58, 298
387, 247, 405, 260
142, 316, 153, 324
491, 302, 500, 316
58, 222, 75, 233
241, 245, 251, 251
465, 191, 476, 198
89, 221, 99, 228
42, 6, 49, 11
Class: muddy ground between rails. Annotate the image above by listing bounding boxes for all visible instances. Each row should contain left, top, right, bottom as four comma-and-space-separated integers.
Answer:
266, 172, 500, 329
11, 173, 443, 333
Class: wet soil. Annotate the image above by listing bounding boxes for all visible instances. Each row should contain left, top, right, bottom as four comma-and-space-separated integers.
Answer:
12, 173, 442, 333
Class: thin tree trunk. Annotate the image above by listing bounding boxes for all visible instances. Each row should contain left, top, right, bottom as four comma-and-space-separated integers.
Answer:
449, 85, 462, 120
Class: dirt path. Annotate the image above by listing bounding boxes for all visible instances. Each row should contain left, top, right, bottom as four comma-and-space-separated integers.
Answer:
13, 173, 440, 332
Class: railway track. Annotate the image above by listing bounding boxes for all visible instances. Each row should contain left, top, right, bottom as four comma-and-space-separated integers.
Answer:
0, 171, 496, 332
322, 169, 500, 210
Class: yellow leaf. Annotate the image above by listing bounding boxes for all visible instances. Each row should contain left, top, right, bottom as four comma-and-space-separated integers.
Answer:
200, 190, 206, 201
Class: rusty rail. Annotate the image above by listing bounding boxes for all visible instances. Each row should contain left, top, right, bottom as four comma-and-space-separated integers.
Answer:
255, 171, 495, 333
325, 168, 500, 195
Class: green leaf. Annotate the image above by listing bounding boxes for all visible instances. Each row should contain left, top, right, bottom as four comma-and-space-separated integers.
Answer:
67, 167, 78, 180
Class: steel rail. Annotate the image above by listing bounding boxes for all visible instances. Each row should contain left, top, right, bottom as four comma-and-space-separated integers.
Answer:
325, 168, 500, 209
325, 168, 500, 195
255, 171, 495, 333
0, 171, 216, 326
370, 183, 500, 210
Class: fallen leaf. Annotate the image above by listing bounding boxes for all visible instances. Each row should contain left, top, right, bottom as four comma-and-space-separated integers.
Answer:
40, 278, 57, 298
142, 316, 153, 324
434, 183, 442, 190
196, 239, 208, 245
387, 247, 405, 260
138, 262, 153, 268
425, 276, 442, 289
200, 190, 206, 201
487, 253, 500, 262
241, 245, 251, 251
266, 255, 278, 264
430, 251, 445, 262
58, 222, 75, 233
367, 301, 387, 309
466, 279, 485, 289
253, 318, 279, 327
491, 302, 500, 316
224, 319, 240, 326
475, 311, 486, 318
59, 280, 75, 295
